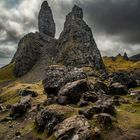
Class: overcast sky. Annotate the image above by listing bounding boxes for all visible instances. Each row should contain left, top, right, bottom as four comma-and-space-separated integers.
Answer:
0, 0, 140, 62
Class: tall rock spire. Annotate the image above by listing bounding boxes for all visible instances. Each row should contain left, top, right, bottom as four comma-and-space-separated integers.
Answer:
38, 1, 55, 37
57, 5, 105, 70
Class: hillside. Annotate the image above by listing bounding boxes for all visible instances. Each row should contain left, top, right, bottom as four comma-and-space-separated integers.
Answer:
129, 53, 140, 62
103, 55, 140, 72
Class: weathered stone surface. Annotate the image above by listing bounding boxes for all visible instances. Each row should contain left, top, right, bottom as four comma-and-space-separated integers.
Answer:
79, 101, 115, 119
10, 96, 31, 118
108, 82, 128, 95
83, 92, 98, 103
43, 65, 87, 96
54, 115, 93, 140
35, 105, 73, 134
57, 5, 105, 70
19, 89, 38, 97
13, 33, 41, 77
109, 72, 137, 89
92, 81, 108, 94
58, 79, 90, 104
38, 1, 55, 37
94, 113, 114, 129
35, 108, 65, 134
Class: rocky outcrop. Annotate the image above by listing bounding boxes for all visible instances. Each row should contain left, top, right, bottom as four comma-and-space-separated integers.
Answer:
10, 96, 31, 118
43, 66, 87, 96
108, 82, 128, 95
57, 5, 105, 70
54, 115, 94, 140
12, 2, 105, 79
38, 1, 55, 37
123, 52, 129, 60
58, 79, 90, 104
13, 33, 42, 77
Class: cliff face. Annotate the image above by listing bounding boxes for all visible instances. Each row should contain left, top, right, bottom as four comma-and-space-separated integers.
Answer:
57, 5, 105, 70
12, 1, 105, 78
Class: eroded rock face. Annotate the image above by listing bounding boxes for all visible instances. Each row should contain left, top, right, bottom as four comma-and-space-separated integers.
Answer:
42, 65, 87, 96
58, 79, 90, 104
108, 82, 128, 95
54, 115, 94, 140
57, 5, 105, 70
13, 33, 42, 77
38, 1, 55, 37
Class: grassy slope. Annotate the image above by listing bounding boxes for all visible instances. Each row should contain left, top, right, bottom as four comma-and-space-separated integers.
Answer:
0, 63, 15, 83
103, 56, 140, 72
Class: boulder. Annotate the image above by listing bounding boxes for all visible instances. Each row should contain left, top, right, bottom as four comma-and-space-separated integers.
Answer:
19, 89, 38, 97
38, 1, 55, 37
43, 66, 87, 96
83, 92, 98, 103
93, 113, 114, 129
57, 5, 105, 70
54, 115, 94, 140
108, 82, 128, 95
93, 81, 108, 94
58, 79, 90, 104
110, 72, 137, 89
35, 108, 65, 134
79, 102, 115, 119
79, 100, 89, 107
10, 96, 31, 118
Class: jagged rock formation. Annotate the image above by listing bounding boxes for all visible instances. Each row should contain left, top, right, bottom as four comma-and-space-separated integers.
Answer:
13, 33, 42, 77
57, 5, 105, 70
12, 1, 105, 79
38, 1, 55, 37
123, 52, 129, 60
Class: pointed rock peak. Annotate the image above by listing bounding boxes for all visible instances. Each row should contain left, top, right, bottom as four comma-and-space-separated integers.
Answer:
38, 1, 55, 37
123, 52, 129, 60
68, 5, 83, 20
41, 1, 49, 9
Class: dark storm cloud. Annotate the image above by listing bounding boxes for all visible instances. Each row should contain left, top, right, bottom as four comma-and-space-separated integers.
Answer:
78, 0, 140, 44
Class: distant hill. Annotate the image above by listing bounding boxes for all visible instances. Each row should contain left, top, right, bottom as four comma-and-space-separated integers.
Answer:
129, 53, 140, 62
103, 54, 140, 72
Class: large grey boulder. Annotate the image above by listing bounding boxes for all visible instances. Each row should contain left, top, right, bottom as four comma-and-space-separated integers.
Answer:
57, 5, 105, 70
38, 1, 55, 37
42, 65, 87, 96
54, 115, 94, 140
58, 79, 90, 104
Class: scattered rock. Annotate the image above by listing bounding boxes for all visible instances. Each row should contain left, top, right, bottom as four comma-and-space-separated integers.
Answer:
93, 81, 108, 94
54, 115, 94, 140
57, 96, 68, 105
79, 100, 89, 107
108, 82, 128, 95
109, 72, 137, 89
10, 96, 31, 118
36, 109, 64, 134
93, 113, 114, 129
58, 79, 89, 104
19, 89, 38, 97
79, 102, 115, 119
83, 92, 98, 103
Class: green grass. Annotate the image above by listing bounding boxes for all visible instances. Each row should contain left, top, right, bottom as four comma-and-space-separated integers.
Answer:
103, 56, 140, 72
0, 63, 15, 83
